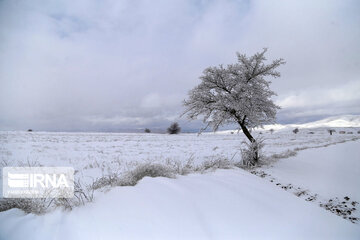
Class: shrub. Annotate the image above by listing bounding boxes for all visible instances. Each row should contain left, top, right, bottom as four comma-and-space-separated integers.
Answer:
241, 139, 264, 166
167, 122, 181, 134
0, 179, 94, 214
165, 156, 195, 175
0, 198, 49, 214
328, 129, 335, 135
92, 173, 120, 190
144, 128, 151, 133
293, 128, 299, 134
122, 163, 175, 186
198, 158, 233, 172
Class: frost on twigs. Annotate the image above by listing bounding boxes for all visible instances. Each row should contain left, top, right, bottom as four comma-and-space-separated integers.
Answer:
0, 179, 94, 214
240, 138, 264, 167
183, 48, 284, 162
92, 163, 176, 189
0, 198, 49, 214
0, 159, 94, 214
122, 163, 175, 186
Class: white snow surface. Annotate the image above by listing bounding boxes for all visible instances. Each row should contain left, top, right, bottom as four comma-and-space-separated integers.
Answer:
1, 126, 359, 185
1, 168, 360, 240
0, 119, 360, 239
262, 140, 360, 200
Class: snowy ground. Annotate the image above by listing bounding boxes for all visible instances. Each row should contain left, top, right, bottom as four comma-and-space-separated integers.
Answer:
1, 168, 360, 240
252, 140, 360, 223
0, 123, 360, 239
261, 141, 360, 201
1, 127, 359, 184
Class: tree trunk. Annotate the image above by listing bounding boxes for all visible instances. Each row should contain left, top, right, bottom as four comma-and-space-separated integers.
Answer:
238, 122, 255, 143
238, 122, 258, 163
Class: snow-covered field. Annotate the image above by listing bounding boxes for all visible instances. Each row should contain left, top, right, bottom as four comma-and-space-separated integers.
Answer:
1, 126, 359, 184
1, 167, 360, 240
0, 117, 360, 239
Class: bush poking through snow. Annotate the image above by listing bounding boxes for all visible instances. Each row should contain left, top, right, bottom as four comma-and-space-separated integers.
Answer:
0, 179, 94, 214
93, 163, 176, 189
165, 156, 195, 175
241, 139, 264, 166
92, 173, 122, 190
0, 198, 49, 214
0, 164, 94, 214
122, 163, 175, 186
197, 158, 234, 172
92, 158, 238, 191
72, 180, 94, 207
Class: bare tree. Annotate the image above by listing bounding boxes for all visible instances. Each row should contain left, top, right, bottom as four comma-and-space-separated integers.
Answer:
167, 122, 181, 134
183, 49, 284, 163
328, 129, 335, 135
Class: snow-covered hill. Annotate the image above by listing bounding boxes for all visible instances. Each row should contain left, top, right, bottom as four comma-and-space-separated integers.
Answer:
266, 115, 360, 130
216, 115, 360, 133
296, 115, 360, 128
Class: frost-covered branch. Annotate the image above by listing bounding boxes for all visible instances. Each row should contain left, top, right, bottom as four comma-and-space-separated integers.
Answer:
183, 49, 285, 162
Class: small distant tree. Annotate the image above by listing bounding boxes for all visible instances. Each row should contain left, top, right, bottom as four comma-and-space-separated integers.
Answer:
328, 129, 335, 135
269, 129, 274, 134
183, 49, 285, 164
293, 128, 299, 134
144, 128, 151, 133
167, 122, 181, 134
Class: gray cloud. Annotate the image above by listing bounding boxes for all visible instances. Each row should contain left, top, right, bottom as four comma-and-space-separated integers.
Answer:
277, 80, 360, 123
0, 0, 359, 131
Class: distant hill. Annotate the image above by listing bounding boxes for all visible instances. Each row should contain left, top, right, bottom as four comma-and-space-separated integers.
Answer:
215, 115, 360, 134
261, 115, 360, 131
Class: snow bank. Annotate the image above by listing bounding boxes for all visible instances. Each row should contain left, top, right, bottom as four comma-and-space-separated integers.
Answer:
0, 168, 359, 240
262, 140, 360, 200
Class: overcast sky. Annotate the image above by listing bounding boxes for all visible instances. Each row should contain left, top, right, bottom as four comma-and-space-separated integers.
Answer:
1, 0, 359, 132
